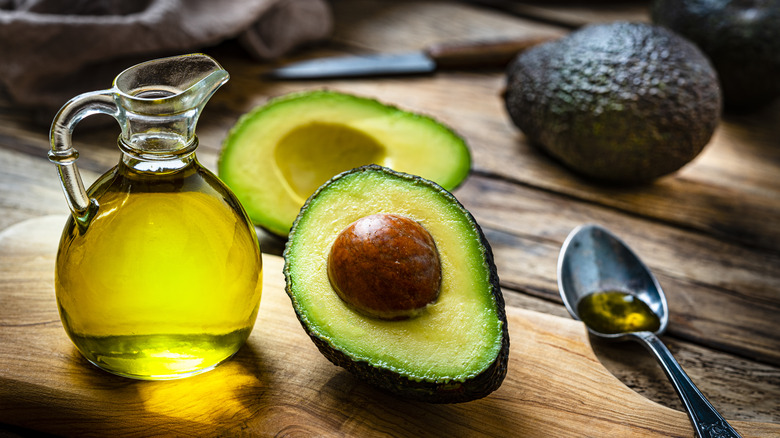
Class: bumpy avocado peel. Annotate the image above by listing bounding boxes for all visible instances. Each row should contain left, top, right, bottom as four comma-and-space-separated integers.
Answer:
283, 165, 509, 403
505, 21, 721, 183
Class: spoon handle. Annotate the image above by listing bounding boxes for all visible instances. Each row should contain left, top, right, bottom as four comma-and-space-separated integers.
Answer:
633, 332, 742, 438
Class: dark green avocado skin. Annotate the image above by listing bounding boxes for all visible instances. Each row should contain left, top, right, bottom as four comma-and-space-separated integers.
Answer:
504, 22, 721, 184
653, 0, 780, 110
283, 165, 509, 404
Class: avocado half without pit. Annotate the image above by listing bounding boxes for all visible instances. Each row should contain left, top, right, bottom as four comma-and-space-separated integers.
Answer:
218, 90, 471, 237
284, 165, 509, 403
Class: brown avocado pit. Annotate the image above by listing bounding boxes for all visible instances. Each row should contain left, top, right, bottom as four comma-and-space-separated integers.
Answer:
327, 213, 441, 320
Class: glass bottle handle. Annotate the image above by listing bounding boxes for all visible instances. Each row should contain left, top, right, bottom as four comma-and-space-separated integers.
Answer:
48, 90, 118, 227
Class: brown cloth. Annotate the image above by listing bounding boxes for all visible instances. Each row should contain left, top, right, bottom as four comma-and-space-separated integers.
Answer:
0, 0, 332, 113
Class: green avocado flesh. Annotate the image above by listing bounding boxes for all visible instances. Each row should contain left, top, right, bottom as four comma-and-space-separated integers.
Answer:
284, 165, 508, 403
218, 90, 471, 236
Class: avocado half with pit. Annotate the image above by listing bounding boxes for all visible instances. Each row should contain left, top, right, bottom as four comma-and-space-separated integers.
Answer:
218, 90, 471, 237
283, 165, 508, 403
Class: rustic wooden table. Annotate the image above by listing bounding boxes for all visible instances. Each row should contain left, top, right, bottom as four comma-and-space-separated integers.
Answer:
1, 1, 778, 436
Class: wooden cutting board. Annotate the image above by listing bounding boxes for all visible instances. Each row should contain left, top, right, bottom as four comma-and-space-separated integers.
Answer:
1, 216, 777, 437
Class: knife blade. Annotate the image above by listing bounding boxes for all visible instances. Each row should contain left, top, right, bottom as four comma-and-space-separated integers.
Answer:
264, 35, 557, 79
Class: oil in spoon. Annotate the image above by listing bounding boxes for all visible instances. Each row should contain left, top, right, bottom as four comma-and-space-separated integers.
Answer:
576, 290, 661, 334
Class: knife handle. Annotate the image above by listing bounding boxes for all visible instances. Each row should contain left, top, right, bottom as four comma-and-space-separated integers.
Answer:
424, 35, 558, 69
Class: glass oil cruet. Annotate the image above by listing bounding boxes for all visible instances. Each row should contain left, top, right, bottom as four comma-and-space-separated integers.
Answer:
47, 54, 263, 380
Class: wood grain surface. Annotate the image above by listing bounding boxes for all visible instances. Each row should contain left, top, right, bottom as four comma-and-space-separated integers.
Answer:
1, 216, 778, 437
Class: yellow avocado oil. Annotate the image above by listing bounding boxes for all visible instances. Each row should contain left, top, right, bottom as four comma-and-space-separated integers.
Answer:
576, 290, 660, 335
55, 160, 263, 380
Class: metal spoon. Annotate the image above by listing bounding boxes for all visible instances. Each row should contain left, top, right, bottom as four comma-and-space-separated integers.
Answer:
557, 224, 741, 438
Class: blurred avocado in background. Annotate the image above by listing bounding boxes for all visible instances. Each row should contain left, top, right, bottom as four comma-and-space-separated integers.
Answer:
653, 0, 780, 111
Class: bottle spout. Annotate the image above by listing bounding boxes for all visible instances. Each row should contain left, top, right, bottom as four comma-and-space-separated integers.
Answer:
112, 53, 230, 155
114, 53, 229, 114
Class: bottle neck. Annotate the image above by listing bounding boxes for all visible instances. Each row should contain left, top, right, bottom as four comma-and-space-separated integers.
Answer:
119, 135, 198, 174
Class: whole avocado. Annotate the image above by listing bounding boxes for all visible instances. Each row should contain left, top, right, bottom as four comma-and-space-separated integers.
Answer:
504, 22, 721, 184
653, 0, 780, 110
